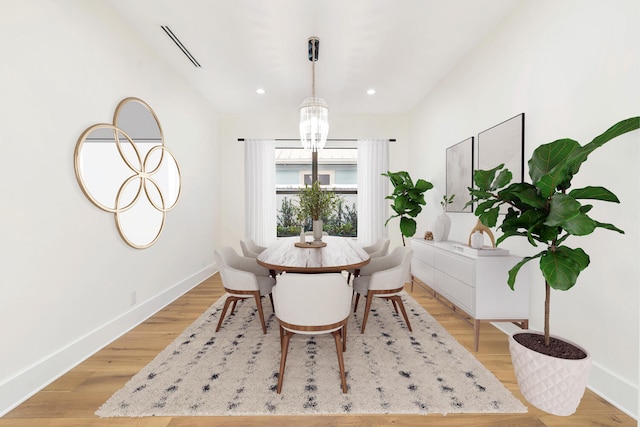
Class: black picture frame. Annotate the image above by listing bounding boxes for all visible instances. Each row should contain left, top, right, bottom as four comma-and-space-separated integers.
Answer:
477, 113, 525, 213
445, 136, 474, 212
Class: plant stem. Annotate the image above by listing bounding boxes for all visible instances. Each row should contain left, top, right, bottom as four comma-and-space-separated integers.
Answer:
401, 234, 406, 246
544, 280, 551, 346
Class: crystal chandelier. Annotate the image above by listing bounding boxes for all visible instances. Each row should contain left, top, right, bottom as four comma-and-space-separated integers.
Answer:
299, 37, 329, 151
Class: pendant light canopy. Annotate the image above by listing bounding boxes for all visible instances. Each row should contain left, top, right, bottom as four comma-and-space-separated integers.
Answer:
299, 37, 329, 151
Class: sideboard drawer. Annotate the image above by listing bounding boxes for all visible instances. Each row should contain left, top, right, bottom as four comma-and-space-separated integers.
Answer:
411, 258, 435, 286
435, 269, 474, 314
435, 250, 474, 285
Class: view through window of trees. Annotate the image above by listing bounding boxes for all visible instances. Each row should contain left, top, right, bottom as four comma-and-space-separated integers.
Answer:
276, 146, 357, 237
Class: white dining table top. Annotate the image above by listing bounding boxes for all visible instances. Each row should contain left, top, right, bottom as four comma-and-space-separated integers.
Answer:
256, 236, 370, 273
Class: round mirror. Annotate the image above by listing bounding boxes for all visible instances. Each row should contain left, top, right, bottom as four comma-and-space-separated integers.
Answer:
74, 97, 181, 249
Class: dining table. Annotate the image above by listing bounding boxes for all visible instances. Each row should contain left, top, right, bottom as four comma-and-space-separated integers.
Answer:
256, 236, 370, 275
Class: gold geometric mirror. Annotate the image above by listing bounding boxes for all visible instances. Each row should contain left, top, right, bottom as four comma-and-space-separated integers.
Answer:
74, 97, 181, 249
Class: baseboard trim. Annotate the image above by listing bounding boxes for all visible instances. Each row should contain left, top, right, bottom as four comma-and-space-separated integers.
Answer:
491, 322, 638, 420
0, 265, 217, 417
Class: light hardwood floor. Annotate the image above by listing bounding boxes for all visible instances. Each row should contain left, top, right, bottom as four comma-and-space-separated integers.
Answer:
1, 273, 635, 427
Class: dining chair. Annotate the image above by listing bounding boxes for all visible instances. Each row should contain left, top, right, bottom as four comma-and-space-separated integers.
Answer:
239, 238, 266, 258
214, 247, 275, 334
352, 246, 413, 333
272, 273, 352, 394
346, 238, 390, 283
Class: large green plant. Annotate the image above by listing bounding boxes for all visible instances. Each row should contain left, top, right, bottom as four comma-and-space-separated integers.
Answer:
467, 117, 639, 346
297, 181, 339, 221
382, 170, 434, 245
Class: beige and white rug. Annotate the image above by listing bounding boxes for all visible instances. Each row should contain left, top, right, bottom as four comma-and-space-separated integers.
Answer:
96, 290, 527, 417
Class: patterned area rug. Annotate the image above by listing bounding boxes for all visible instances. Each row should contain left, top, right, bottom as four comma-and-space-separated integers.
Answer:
96, 290, 527, 417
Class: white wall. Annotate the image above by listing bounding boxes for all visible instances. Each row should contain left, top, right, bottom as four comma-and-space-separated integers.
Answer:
217, 113, 410, 251
0, 1, 220, 415
407, 0, 639, 418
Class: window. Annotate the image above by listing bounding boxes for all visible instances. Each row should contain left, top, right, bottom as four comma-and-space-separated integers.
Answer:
276, 146, 357, 237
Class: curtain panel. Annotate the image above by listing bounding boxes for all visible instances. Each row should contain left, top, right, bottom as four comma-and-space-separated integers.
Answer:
357, 139, 389, 246
244, 139, 276, 246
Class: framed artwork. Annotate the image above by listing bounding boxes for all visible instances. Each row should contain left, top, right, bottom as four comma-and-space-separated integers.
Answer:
477, 113, 525, 213
445, 136, 474, 212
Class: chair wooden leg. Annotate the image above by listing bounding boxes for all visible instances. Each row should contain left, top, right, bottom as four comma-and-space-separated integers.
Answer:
360, 293, 374, 334
215, 296, 236, 332
392, 295, 412, 332
268, 293, 274, 312
254, 292, 267, 334
342, 322, 347, 352
390, 298, 399, 314
353, 293, 360, 313
229, 298, 239, 315
332, 330, 348, 393
277, 330, 292, 394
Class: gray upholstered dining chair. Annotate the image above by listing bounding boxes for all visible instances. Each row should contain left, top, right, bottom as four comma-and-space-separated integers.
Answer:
214, 247, 275, 334
352, 246, 413, 333
239, 238, 267, 258
346, 238, 390, 283
272, 273, 352, 394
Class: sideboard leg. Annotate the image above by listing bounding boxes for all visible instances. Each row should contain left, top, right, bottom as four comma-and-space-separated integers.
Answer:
474, 320, 481, 352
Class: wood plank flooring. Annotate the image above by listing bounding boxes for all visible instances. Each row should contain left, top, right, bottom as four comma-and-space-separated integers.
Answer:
1, 274, 635, 427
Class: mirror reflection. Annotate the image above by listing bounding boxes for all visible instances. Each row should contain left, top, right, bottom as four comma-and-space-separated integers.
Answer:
74, 97, 181, 249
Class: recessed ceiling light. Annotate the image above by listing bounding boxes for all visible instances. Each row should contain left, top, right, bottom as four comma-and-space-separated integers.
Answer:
256, 88, 266, 95
366, 89, 376, 95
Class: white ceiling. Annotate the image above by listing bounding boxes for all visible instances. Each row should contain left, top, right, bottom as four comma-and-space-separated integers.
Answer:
109, 0, 521, 115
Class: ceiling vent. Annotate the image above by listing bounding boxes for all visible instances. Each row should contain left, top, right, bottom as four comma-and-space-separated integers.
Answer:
161, 25, 201, 68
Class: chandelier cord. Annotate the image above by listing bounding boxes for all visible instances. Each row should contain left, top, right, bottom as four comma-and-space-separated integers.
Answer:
311, 42, 316, 98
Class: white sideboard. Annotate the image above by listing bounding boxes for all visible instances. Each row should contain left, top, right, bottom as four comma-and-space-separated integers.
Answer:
410, 238, 529, 351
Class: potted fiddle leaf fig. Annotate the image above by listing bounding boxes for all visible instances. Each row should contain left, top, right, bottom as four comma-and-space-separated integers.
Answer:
467, 116, 639, 416
382, 170, 433, 245
297, 181, 338, 242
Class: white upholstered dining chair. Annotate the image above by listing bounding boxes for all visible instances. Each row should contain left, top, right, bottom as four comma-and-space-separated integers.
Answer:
346, 238, 390, 283
214, 247, 275, 334
239, 238, 266, 258
272, 273, 352, 394
352, 246, 413, 333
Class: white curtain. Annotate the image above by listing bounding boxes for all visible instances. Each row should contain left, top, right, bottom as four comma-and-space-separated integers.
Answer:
357, 139, 389, 246
244, 139, 276, 246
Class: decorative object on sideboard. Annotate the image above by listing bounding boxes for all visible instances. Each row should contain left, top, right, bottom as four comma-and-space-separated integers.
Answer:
470, 231, 484, 249
467, 218, 496, 248
382, 170, 433, 245
432, 194, 453, 242
74, 97, 181, 249
467, 116, 639, 416
423, 231, 433, 240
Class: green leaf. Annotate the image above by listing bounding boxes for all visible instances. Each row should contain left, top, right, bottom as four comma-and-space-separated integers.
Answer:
507, 253, 543, 289
415, 179, 434, 192
529, 138, 580, 186
479, 208, 499, 228
399, 216, 417, 237
594, 221, 624, 234
545, 193, 596, 235
566, 117, 640, 177
492, 168, 513, 190
569, 186, 620, 203
473, 164, 505, 191
540, 246, 590, 291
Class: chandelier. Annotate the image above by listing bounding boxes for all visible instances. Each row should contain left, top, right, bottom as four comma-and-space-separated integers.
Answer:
299, 37, 329, 151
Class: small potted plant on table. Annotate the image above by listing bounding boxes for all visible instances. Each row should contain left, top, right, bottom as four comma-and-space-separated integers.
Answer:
297, 181, 338, 243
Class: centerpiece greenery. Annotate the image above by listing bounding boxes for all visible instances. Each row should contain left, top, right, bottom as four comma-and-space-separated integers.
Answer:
297, 181, 338, 221
382, 171, 433, 245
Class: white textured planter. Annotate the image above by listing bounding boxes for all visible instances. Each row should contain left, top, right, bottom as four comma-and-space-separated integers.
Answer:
509, 331, 592, 416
